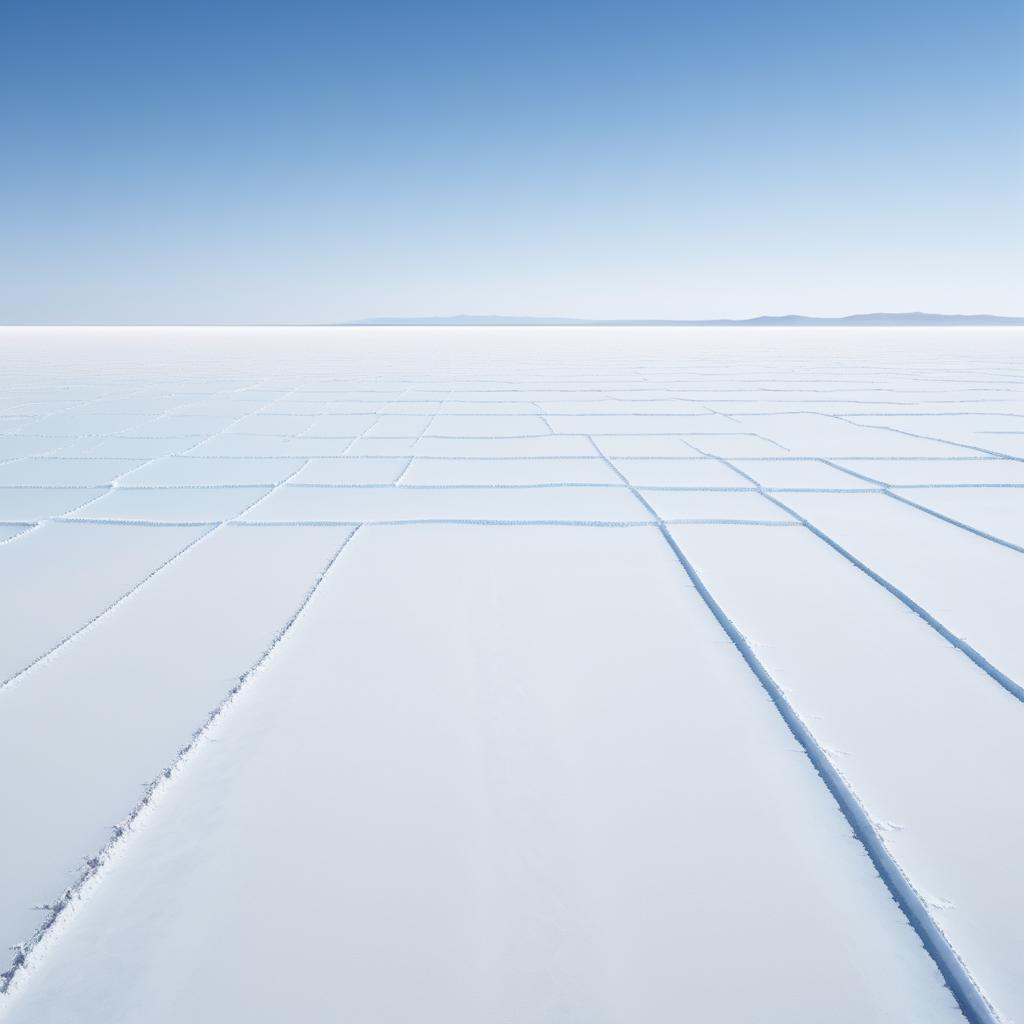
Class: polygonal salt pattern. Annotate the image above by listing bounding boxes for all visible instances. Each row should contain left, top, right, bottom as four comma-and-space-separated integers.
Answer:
2, 326, 1024, 1024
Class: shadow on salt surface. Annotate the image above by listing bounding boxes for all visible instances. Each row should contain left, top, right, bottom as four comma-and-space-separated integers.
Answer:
241, 484, 654, 523
67, 487, 272, 523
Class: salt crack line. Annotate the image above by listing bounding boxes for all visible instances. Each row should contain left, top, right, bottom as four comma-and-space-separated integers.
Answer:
825, 414, 1024, 464
763, 490, 1024, 705
587, 434, 1002, 1024
0, 524, 38, 547
0, 525, 217, 694
689, 445, 1024, 705
820, 460, 1024, 557
0, 526, 359, 998
655, 525, 1002, 1024
883, 492, 1024, 556
0, 466, 308, 695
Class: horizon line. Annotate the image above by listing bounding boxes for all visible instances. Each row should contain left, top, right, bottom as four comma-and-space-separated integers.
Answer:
341, 311, 1024, 327
3, 311, 1024, 329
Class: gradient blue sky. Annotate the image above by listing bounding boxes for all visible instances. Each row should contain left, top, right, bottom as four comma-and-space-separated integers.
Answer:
2, 0, 1021, 323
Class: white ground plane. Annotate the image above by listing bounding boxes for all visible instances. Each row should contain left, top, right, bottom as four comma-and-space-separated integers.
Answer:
0, 326, 1022, 1023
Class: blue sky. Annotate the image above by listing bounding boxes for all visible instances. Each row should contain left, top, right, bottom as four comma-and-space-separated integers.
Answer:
1, 0, 1021, 323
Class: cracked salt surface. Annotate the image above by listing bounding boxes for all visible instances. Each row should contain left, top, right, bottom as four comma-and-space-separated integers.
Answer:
0, 326, 1022, 1023
672, 522, 1024, 1017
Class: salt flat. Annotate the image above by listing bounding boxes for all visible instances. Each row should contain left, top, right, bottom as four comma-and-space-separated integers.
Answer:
0, 326, 1022, 1023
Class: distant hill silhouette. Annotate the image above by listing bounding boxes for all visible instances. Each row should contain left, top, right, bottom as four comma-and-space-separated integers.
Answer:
344, 312, 1024, 327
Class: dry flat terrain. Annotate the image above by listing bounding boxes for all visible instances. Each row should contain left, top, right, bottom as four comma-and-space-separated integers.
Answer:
0, 327, 1022, 1023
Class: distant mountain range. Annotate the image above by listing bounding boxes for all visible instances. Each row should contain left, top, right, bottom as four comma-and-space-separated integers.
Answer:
344, 312, 1024, 327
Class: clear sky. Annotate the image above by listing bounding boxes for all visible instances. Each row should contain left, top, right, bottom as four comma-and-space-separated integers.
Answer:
2, 0, 1021, 323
